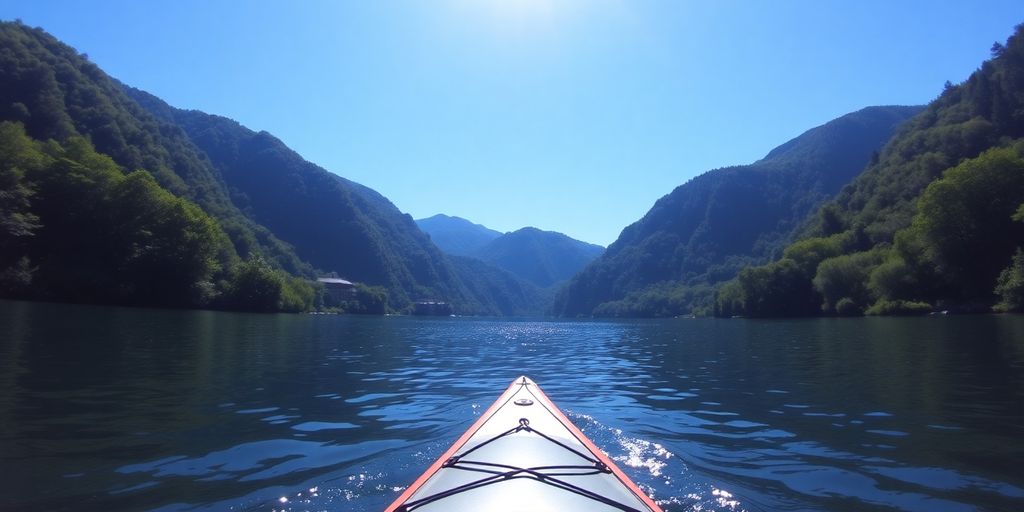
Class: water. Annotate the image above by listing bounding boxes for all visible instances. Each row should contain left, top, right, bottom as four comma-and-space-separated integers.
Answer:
1, 300, 1023, 511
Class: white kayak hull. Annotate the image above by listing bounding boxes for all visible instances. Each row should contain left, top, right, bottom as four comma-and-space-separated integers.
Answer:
385, 376, 663, 512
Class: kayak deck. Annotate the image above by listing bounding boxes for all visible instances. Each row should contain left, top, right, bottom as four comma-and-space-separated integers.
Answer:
386, 376, 663, 512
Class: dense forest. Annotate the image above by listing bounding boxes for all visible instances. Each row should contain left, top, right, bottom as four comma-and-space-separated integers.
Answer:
0, 121, 316, 311
0, 21, 545, 315
0, 22, 315, 311
715, 25, 1024, 317
554, 105, 921, 317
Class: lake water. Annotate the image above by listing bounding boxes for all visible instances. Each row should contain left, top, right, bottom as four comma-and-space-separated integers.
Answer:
1, 300, 1023, 511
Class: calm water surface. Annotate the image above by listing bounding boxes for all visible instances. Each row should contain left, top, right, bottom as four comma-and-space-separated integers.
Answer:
1, 300, 1023, 511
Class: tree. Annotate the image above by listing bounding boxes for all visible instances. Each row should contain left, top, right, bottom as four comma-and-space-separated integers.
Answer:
0, 122, 41, 291
995, 249, 1024, 311
225, 256, 285, 312
910, 147, 1024, 300
812, 250, 884, 314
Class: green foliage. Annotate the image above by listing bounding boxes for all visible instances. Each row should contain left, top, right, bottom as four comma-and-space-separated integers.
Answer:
731, 259, 819, 317
0, 121, 229, 306
812, 250, 885, 314
908, 147, 1024, 300
713, 280, 746, 317
1013, 203, 1024, 222
555, 105, 920, 317
280, 275, 316, 313
867, 250, 927, 303
865, 300, 933, 316
592, 282, 714, 318
0, 121, 41, 285
995, 249, 1024, 312
0, 21, 310, 277
346, 284, 389, 315
223, 256, 315, 313
0, 120, 318, 313
0, 125, 40, 239
224, 256, 285, 312
783, 231, 857, 274
719, 25, 1024, 316
995, 205, 1024, 312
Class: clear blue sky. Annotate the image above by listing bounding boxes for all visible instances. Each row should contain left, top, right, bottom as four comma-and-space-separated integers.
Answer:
2, 1, 1022, 246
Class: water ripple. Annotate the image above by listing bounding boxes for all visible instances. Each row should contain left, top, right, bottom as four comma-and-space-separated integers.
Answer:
3, 308, 1024, 512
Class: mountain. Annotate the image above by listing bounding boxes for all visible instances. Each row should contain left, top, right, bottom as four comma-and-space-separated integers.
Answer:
129, 93, 553, 315
125, 90, 476, 310
0, 22, 309, 277
447, 255, 554, 316
0, 21, 545, 315
416, 216, 605, 289
555, 104, 923, 317
716, 25, 1024, 316
474, 227, 604, 288
416, 214, 502, 256
0, 21, 322, 312
128, 81, 555, 316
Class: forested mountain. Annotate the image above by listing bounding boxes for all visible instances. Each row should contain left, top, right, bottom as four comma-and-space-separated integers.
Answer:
0, 21, 318, 311
416, 214, 501, 256
0, 22, 308, 276
716, 25, 1024, 316
555, 105, 922, 317
126, 89, 487, 311
447, 255, 553, 316
417, 216, 605, 289
473, 227, 604, 288
0, 21, 545, 315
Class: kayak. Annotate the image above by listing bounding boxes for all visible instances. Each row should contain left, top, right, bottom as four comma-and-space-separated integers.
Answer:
385, 376, 663, 512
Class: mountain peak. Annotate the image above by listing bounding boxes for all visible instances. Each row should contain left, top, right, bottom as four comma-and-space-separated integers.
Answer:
416, 215, 502, 256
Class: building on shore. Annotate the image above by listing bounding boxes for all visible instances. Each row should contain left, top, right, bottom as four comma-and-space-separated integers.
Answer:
317, 277, 356, 304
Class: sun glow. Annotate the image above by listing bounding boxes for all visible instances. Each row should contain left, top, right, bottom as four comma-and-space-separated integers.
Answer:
453, 0, 565, 38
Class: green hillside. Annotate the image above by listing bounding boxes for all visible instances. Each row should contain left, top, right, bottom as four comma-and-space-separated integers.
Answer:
716, 25, 1024, 317
555, 105, 921, 317
0, 21, 309, 275
474, 227, 604, 288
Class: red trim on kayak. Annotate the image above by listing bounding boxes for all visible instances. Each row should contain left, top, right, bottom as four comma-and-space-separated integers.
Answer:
384, 376, 664, 512
383, 377, 522, 512
529, 379, 664, 512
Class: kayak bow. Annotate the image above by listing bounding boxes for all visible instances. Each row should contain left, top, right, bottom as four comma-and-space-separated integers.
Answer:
385, 376, 663, 512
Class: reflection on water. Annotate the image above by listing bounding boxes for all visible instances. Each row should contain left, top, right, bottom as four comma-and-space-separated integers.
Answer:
1, 300, 1023, 511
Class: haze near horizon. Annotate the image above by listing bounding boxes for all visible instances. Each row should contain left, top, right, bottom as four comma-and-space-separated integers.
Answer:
2, 0, 1021, 245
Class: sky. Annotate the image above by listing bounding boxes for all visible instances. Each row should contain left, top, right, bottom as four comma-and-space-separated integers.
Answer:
1, 1, 1022, 246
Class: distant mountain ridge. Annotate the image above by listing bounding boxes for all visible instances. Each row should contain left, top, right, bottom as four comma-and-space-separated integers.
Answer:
417, 217, 604, 288
475, 227, 604, 288
555, 104, 923, 317
416, 214, 501, 256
